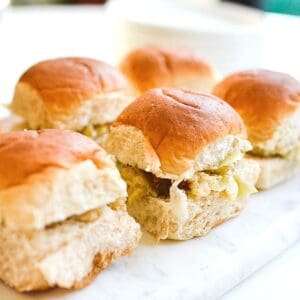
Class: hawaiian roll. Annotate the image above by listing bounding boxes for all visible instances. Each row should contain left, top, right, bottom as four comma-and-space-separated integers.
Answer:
213, 69, 300, 189
105, 88, 260, 240
0, 129, 141, 291
120, 46, 218, 95
10, 57, 133, 142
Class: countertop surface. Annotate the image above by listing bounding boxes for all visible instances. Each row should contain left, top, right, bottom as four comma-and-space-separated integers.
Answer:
0, 4, 300, 300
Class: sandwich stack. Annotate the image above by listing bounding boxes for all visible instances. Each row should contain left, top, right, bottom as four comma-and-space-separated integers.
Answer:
0, 44, 299, 299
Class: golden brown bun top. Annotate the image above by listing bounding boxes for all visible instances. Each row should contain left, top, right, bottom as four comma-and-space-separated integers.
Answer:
120, 45, 215, 93
0, 129, 110, 189
19, 57, 129, 110
213, 69, 300, 142
115, 88, 245, 174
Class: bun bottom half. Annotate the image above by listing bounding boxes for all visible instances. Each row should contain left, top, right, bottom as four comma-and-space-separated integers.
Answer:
250, 156, 300, 190
0, 206, 141, 292
127, 193, 246, 241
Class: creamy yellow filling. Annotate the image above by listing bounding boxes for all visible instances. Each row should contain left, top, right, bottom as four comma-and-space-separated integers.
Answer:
47, 198, 124, 227
6, 121, 110, 144
119, 159, 257, 207
66, 198, 124, 224
119, 165, 156, 206
186, 172, 238, 200
71, 207, 103, 223
186, 162, 257, 200
251, 142, 300, 160
81, 124, 110, 142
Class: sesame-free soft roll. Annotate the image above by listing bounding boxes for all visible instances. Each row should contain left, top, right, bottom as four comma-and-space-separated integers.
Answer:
120, 46, 218, 95
104, 88, 260, 240
213, 69, 300, 189
10, 57, 133, 143
0, 129, 141, 292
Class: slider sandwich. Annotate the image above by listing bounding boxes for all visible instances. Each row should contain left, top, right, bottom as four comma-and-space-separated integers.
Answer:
120, 45, 218, 95
104, 88, 260, 240
0, 129, 141, 292
213, 69, 300, 189
9, 57, 133, 143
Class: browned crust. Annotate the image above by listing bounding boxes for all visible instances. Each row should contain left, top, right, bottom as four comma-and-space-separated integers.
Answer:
120, 45, 215, 93
18, 57, 129, 112
0, 129, 111, 189
114, 88, 246, 175
212, 69, 300, 143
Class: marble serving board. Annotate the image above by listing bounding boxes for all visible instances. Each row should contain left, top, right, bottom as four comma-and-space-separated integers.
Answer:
0, 174, 299, 300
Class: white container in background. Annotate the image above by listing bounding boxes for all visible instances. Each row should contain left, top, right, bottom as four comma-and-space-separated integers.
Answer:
107, 0, 264, 75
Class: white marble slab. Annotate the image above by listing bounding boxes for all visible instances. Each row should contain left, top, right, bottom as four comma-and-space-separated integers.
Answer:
0, 175, 299, 300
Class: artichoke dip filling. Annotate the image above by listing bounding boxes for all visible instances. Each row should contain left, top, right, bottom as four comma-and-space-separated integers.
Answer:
81, 124, 111, 144
71, 199, 125, 223
45, 198, 125, 229
250, 142, 300, 160
119, 158, 257, 208
3, 121, 111, 145
249, 113, 300, 160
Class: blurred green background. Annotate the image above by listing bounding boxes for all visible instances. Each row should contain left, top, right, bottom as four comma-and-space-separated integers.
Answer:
263, 0, 300, 15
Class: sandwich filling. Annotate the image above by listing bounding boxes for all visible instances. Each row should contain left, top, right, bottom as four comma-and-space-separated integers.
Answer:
250, 109, 300, 160
4, 120, 110, 145
119, 137, 260, 223
81, 123, 110, 144
47, 197, 126, 227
